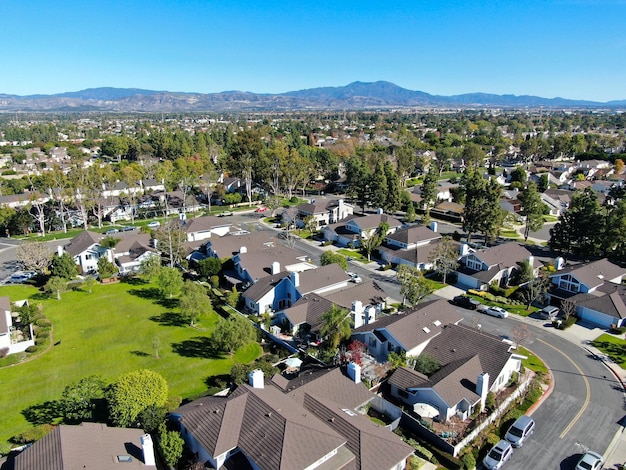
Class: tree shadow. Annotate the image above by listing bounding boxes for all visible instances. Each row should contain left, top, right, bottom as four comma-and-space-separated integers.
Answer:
559, 454, 581, 470
150, 312, 188, 327
21, 400, 63, 425
172, 336, 223, 359
205, 374, 231, 391
128, 288, 179, 309
130, 350, 151, 357
121, 277, 148, 286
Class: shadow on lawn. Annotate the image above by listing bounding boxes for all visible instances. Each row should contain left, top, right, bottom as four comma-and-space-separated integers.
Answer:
150, 312, 188, 327
172, 336, 223, 359
591, 341, 625, 364
128, 287, 180, 309
22, 400, 63, 425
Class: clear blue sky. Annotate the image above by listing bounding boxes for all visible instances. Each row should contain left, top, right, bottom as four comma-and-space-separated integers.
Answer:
1, 0, 624, 101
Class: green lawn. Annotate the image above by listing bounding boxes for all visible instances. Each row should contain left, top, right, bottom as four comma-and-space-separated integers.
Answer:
519, 346, 549, 375
336, 249, 370, 263
592, 334, 626, 369
0, 281, 261, 444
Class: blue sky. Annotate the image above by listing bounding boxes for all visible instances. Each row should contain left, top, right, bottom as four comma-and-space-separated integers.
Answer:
1, 0, 624, 101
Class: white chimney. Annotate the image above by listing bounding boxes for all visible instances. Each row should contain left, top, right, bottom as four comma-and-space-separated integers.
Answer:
249, 369, 264, 389
179, 212, 186, 223
366, 306, 376, 324
527, 255, 534, 267
291, 271, 299, 287
430, 221, 438, 232
460, 243, 470, 256
57, 245, 63, 257
555, 256, 565, 270
239, 246, 248, 254
377, 208, 383, 215
338, 199, 345, 219
351, 300, 363, 314
271, 261, 280, 275
140, 434, 156, 466
476, 373, 490, 411
347, 362, 361, 384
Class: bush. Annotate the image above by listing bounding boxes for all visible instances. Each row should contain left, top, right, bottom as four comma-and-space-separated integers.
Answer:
406, 439, 433, 461
461, 452, 476, 469
289, 196, 299, 203
35, 318, 51, 328
0, 441, 12, 456
483, 292, 496, 302
0, 347, 8, 358
25, 346, 39, 353
35, 330, 49, 339
13, 424, 54, 444
608, 325, 625, 335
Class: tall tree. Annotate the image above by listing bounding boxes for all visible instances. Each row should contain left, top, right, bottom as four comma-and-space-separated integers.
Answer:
369, 159, 388, 210
108, 369, 168, 428
16, 241, 50, 273
383, 160, 402, 213
396, 264, 433, 306
461, 170, 487, 243
154, 219, 187, 268
604, 199, 626, 261
61, 375, 107, 423
156, 267, 183, 299
420, 169, 438, 219
179, 280, 212, 326
320, 304, 352, 350
345, 157, 371, 214
428, 236, 459, 284
212, 315, 257, 354
518, 181, 545, 241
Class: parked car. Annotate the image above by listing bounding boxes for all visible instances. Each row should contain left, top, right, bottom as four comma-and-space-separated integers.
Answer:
575, 451, 604, 470
219, 211, 234, 217
120, 226, 136, 232
538, 306, 560, 320
451, 295, 481, 310
504, 415, 535, 447
482, 306, 510, 318
347, 272, 362, 283
7, 271, 36, 284
255, 206, 268, 213
147, 221, 161, 228
483, 440, 513, 470
104, 228, 119, 235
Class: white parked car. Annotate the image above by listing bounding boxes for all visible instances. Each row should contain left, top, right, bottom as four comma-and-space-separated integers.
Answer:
575, 451, 604, 470
482, 306, 510, 318
147, 221, 161, 228
483, 440, 513, 470
347, 272, 362, 283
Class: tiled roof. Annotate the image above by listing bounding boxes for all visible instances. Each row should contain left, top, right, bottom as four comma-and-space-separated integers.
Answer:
570, 282, 626, 319
553, 258, 626, 289
14, 423, 154, 470
385, 225, 441, 246
242, 272, 290, 302
64, 230, 102, 257
348, 213, 403, 231
353, 299, 463, 351
323, 281, 388, 310
184, 215, 230, 233
297, 198, 344, 215
281, 293, 334, 330
468, 242, 535, 269
388, 366, 429, 390
237, 246, 309, 281
298, 263, 351, 294
207, 232, 276, 258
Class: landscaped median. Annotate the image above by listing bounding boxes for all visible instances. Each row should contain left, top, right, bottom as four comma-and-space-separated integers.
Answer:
0, 280, 261, 446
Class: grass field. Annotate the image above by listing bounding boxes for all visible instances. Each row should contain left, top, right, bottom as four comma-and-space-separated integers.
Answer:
592, 333, 626, 369
0, 280, 261, 444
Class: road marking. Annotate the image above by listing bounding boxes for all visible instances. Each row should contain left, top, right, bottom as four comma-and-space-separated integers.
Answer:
537, 338, 591, 439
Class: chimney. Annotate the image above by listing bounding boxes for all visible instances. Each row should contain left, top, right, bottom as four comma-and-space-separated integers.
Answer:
476, 373, 490, 411
57, 245, 63, 257
249, 369, 264, 389
338, 199, 345, 219
366, 306, 376, 324
460, 243, 470, 256
430, 221, 438, 232
151, 238, 158, 249
291, 271, 299, 287
527, 255, 534, 267
179, 212, 186, 224
347, 362, 361, 384
140, 434, 156, 466
239, 246, 248, 254
271, 261, 280, 275
555, 256, 564, 270
377, 207, 383, 215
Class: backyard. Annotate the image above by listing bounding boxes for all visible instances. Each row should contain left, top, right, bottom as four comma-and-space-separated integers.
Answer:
0, 280, 261, 445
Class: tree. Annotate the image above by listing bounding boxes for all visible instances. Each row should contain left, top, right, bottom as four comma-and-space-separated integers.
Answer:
517, 276, 551, 309
83, 277, 96, 294
154, 219, 187, 268
320, 304, 352, 350
108, 369, 168, 428
361, 221, 388, 261
518, 181, 545, 241
197, 257, 222, 278
549, 188, 605, 256
345, 157, 371, 214
179, 280, 212, 326
139, 256, 162, 280
320, 251, 348, 271
156, 267, 183, 299
45, 276, 67, 300
49, 252, 79, 279
428, 236, 459, 284
369, 159, 388, 210
461, 170, 487, 243
511, 324, 531, 348
420, 169, 438, 218
61, 375, 107, 423
157, 423, 184, 468
413, 352, 440, 375
212, 315, 257, 354
603, 199, 626, 261
405, 201, 417, 223
396, 264, 433, 306
16, 241, 50, 274
97, 257, 118, 279
383, 160, 402, 213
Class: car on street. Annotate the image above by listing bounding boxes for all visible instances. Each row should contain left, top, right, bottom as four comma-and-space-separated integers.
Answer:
347, 272, 362, 283
482, 306, 510, 318
120, 226, 136, 232
104, 228, 119, 235
219, 211, 234, 217
255, 206, 268, 213
504, 415, 535, 447
483, 440, 513, 470
538, 305, 560, 320
147, 221, 161, 228
451, 295, 481, 310
7, 271, 36, 283
575, 451, 604, 470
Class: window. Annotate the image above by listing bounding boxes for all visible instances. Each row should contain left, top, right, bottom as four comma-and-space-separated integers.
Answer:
558, 275, 580, 293
398, 389, 409, 399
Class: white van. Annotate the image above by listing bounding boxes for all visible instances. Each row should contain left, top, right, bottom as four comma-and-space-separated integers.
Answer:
505, 415, 535, 447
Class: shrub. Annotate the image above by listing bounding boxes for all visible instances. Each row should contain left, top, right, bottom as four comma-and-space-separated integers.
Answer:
483, 292, 496, 302
495, 296, 509, 304
0, 347, 8, 358
461, 452, 476, 470
25, 346, 39, 353
289, 196, 298, 203
35, 318, 51, 328
35, 330, 49, 339
13, 424, 54, 444
406, 439, 433, 461
0, 441, 12, 456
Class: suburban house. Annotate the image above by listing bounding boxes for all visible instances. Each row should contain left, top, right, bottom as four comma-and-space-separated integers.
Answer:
378, 224, 449, 269
0, 297, 34, 355
430, 201, 464, 223
241, 263, 351, 316
322, 213, 403, 247
183, 215, 232, 242
276, 280, 389, 336
456, 242, 541, 290
204, 232, 277, 260
548, 258, 626, 328
14, 422, 158, 469
387, 323, 525, 423
296, 197, 354, 229
351, 299, 463, 362
409, 182, 455, 209
170, 366, 414, 470
111, 233, 160, 275
62, 230, 112, 273
233, 247, 316, 286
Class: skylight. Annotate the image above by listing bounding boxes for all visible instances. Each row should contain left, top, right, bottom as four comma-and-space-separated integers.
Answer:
341, 408, 356, 417
117, 455, 133, 463
433, 320, 441, 327
422, 327, 431, 333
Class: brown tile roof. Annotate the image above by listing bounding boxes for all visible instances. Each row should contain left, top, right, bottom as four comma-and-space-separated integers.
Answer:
553, 258, 626, 289
388, 366, 429, 391
237, 246, 309, 281
111, 233, 154, 254
385, 225, 441, 246
348, 213, 403, 231
14, 423, 154, 469
281, 293, 334, 330
323, 281, 388, 310
298, 263, 351, 294
242, 272, 290, 303
184, 215, 230, 233
64, 230, 102, 257
352, 299, 463, 351
468, 242, 535, 269
571, 282, 626, 319
207, 232, 276, 258
297, 197, 344, 215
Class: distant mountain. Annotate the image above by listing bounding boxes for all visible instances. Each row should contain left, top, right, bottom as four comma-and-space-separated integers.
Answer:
0, 82, 623, 112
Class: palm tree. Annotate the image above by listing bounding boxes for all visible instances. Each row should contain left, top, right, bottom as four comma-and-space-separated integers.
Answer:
320, 305, 353, 349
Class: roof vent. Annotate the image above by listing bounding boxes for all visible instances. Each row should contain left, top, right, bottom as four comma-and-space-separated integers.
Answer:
266, 412, 272, 418
452, 348, 456, 352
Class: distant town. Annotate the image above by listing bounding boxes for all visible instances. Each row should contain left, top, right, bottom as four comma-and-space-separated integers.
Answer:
0, 109, 624, 470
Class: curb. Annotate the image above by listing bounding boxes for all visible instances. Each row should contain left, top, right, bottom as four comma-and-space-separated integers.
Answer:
582, 346, 626, 391
526, 350, 555, 416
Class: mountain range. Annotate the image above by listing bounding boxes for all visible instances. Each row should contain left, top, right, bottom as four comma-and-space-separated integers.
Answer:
1, 81, 625, 112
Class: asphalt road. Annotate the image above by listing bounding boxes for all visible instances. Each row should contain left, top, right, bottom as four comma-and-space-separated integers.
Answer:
453, 307, 624, 470
0, 238, 70, 284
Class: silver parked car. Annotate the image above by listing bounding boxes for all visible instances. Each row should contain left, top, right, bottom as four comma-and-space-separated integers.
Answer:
483, 440, 513, 470
482, 306, 510, 318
